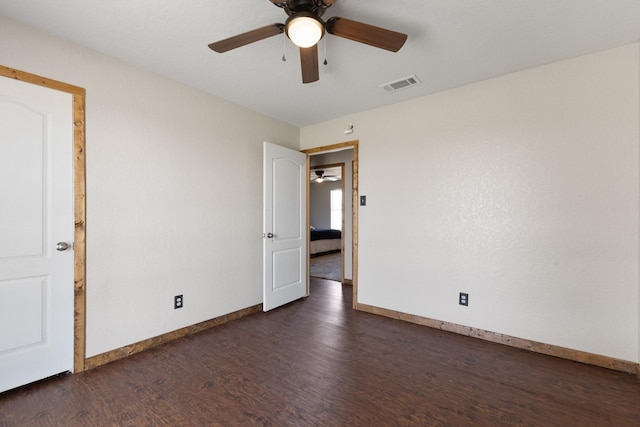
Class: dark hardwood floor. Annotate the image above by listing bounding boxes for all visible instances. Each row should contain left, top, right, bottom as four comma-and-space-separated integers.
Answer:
1, 278, 639, 426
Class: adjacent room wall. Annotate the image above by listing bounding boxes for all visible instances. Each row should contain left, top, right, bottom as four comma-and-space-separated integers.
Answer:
309, 180, 341, 229
301, 44, 640, 364
0, 17, 299, 357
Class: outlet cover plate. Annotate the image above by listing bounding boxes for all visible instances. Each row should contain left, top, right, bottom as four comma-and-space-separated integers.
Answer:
174, 294, 183, 309
459, 292, 469, 306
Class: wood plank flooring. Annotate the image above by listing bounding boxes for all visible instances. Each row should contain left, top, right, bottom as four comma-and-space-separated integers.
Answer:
1, 278, 639, 426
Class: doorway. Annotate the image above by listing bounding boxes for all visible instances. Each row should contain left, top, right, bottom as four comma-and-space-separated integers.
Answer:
303, 141, 358, 309
309, 162, 344, 283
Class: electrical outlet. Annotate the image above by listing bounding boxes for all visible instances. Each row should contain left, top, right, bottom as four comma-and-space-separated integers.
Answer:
459, 292, 469, 306
174, 294, 183, 309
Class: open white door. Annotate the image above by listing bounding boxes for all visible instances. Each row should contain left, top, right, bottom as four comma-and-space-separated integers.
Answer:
0, 76, 74, 392
263, 142, 307, 311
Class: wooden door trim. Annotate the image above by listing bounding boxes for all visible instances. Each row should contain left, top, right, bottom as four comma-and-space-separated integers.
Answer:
303, 140, 359, 309
0, 65, 87, 373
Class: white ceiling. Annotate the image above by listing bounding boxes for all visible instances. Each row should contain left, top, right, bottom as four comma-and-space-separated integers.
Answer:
1, 0, 639, 127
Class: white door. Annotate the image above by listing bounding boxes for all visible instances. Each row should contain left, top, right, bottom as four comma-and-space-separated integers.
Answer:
263, 142, 307, 311
0, 76, 74, 393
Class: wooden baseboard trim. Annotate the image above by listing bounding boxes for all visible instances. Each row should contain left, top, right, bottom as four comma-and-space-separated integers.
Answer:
357, 303, 639, 375
84, 304, 263, 370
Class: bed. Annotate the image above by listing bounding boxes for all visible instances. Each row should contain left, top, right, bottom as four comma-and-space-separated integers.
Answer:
310, 228, 342, 256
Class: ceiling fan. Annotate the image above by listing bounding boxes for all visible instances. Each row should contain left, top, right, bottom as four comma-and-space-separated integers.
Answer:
311, 170, 340, 183
208, 0, 408, 84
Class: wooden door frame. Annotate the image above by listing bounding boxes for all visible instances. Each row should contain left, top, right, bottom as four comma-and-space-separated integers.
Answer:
303, 140, 359, 309
0, 65, 87, 373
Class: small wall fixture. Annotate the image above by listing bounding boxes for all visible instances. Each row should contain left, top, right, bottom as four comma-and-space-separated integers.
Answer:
344, 123, 354, 134
286, 13, 325, 48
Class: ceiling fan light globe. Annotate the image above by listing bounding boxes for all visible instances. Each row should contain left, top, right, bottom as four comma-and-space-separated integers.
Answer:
286, 16, 324, 48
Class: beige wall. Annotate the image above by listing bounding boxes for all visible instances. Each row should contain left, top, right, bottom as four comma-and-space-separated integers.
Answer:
301, 44, 640, 363
309, 180, 341, 229
0, 17, 299, 357
2, 15, 639, 365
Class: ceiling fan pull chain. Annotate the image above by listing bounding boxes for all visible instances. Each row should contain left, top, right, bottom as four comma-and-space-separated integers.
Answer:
323, 36, 328, 65
282, 32, 287, 61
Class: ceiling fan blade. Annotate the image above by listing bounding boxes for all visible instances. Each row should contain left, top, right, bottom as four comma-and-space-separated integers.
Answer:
300, 44, 319, 84
326, 17, 407, 52
208, 24, 284, 53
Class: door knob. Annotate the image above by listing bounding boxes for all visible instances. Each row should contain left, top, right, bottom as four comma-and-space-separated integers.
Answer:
56, 242, 71, 251
266, 233, 274, 239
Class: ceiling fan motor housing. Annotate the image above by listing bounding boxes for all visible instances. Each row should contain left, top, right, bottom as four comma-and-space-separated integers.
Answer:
273, 0, 334, 17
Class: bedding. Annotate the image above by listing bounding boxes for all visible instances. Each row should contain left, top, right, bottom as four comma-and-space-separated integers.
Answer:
310, 228, 341, 255
310, 228, 341, 241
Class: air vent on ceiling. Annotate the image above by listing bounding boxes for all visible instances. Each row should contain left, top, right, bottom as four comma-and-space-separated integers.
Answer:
381, 75, 422, 92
